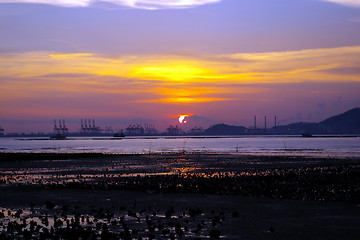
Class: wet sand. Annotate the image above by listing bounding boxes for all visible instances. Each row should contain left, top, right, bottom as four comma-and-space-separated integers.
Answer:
1, 153, 360, 239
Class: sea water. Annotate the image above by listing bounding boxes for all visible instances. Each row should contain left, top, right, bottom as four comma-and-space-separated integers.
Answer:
0, 136, 359, 158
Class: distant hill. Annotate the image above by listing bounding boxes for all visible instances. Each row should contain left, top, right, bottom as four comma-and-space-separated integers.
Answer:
203, 124, 247, 135
272, 122, 320, 135
202, 107, 360, 135
319, 108, 360, 134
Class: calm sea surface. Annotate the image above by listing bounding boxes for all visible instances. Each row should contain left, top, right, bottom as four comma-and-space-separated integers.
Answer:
1, 136, 360, 158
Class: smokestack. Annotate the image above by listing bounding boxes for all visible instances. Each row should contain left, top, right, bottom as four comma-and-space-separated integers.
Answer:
265, 116, 267, 130
274, 116, 277, 127
254, 116, 257, 129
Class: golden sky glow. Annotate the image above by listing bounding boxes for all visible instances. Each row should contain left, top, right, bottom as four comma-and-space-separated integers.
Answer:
130, 63, 225, 82
1, 45, 360, 124
1, 0, 360, 133
1, 45, 360, 83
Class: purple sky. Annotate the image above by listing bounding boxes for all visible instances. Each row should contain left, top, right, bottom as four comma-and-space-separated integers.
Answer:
0, 0, 360, 133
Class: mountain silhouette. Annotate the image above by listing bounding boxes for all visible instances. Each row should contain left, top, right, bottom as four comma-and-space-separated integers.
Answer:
203, 107, 360, 135
204, 123, 247, 135
319, 108, 360, 134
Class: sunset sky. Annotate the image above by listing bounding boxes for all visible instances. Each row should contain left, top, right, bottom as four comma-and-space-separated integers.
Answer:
1, 0, 360, 133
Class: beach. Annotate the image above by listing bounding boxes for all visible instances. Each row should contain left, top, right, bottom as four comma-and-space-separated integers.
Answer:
1, 152, 359, 239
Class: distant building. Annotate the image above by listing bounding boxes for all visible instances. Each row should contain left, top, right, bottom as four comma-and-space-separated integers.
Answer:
0, 126, 4, 136
189, 127, 204, 135
126, 124, 145, 136
166, 125, 182, 135
80, 119, 102, 134
144, 123, 158, 135
104, 126, 113, 135
54, 119, 68, 135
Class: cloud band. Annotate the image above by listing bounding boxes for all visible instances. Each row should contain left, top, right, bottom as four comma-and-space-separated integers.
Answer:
320, 0, 360, 8
0, 0, 222, 9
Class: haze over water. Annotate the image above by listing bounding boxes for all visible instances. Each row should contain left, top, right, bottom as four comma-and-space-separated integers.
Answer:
1, 136, 359, 158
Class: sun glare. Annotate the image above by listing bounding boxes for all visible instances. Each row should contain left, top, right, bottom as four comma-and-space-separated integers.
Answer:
178, 115, 188, 124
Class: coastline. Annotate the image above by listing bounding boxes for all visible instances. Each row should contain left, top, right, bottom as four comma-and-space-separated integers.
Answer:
2, 135, 360, 158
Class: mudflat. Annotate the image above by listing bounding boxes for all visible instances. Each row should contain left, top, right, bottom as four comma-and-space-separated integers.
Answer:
0, 153, 359, 239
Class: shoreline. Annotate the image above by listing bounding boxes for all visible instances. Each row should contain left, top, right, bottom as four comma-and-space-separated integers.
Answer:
2, 135, 360, 159
2, 134, 360, 140
1, 151, 360, 160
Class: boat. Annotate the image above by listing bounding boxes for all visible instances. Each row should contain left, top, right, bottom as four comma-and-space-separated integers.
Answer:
50, 133, 67, 140
301, 133, 313, 137
113, 129, 125, 138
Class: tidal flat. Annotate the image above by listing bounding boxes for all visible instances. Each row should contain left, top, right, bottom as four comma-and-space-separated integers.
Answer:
0, 152, 359, 239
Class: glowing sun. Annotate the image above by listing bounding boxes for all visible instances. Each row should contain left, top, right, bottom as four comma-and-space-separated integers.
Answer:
178, 115, 188, 124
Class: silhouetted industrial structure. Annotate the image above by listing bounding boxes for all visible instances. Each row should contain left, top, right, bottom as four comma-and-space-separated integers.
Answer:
274, 116, 277, 127
113, 129, 125, 137
246, 115, 276, 134
264, 116, 267, 130
80, 119, 101, 134
104, 126, 114, 135
166, 125, 182, 135
2, 108, 359, 137
54, 119, 68, 135
189, 127, 204, 135
144, 123, 158, 135
126, 124, 144, 136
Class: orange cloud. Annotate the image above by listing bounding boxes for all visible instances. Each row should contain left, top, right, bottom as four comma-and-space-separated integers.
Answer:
139, 97, 229, 104
1, 45, 360, 108
2, 45, 360, 83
